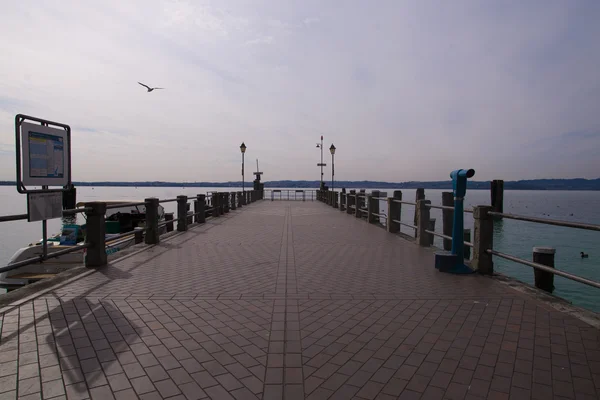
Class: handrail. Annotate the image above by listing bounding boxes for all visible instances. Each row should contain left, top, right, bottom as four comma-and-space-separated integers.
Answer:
393, 219, 417, 230
392, 200, 417, 206
488, 211, 600, 232
106, 201, 147, 210
0, 213, 28, 222
487, 249, 600, 289
424, 230, 472, 247
159, 198, 178, 203
0, 243, 91, 274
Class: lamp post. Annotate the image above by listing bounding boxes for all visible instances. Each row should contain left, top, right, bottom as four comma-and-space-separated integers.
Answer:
329, 144, 336, 191
240, 142, 246, 194
316, 135, 326, 189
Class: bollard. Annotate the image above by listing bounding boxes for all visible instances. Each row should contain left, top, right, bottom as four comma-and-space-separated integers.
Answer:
427, 218, 436, 246
84, 202, 107, 267
212, 193, 220, 217
442, 192, 454, 251
387, 190, 402, 233
231, 192, 236, 210
134, 227, 144, 244
472, 205, 494, 274
491, 179, 504, 218
533, 247, 555, 292
416, 199, 431, 246
164, 213, 174, 233
414, 188, 425, 237
197, 194, 206, 223
145, 198, 161, 243
463, 229, 471, 259
177, 195, 188, 231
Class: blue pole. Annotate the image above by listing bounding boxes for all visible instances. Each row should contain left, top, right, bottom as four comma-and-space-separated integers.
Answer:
451, 195, 464, 262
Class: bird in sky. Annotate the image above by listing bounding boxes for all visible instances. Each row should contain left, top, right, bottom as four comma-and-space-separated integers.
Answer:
138, 82, 164, 92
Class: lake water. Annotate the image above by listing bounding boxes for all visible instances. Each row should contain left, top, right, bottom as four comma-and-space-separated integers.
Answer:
1, 186, 599, 313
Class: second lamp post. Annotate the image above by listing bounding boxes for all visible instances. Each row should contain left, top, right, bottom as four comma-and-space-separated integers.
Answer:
240, 142, 246, 194
329, 144, 336, 191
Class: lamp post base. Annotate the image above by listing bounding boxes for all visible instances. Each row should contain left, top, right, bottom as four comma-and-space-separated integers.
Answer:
434, 252, 474, 274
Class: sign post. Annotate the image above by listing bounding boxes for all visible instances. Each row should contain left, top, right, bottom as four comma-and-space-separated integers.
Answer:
15, 114, 72, 260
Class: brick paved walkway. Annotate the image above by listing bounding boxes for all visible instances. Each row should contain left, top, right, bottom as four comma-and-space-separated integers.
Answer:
1, 201, 599, 399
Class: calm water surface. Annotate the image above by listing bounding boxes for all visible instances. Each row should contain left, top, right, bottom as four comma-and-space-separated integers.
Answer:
1, 186, 599, 312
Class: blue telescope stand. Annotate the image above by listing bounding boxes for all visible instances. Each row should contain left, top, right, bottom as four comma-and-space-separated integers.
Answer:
434, 169, 476, 274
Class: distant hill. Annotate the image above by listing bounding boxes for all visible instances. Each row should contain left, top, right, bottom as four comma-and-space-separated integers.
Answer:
1, 178, 599, 190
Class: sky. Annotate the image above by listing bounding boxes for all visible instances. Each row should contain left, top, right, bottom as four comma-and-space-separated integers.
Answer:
1, 0, 599, 183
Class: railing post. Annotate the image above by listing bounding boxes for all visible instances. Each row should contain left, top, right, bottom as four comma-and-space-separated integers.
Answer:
414, 188, 425, 237
533, 247, 555, 292
231, 192, 236, 210
220, 193, 226, 213
355, 193, 361, 219
367, 194, 374, 223
472, 205, 494, 274
164, 213, 174, 233
387, 191, 402, 233
197, 194, 206, 223
347, 190, 355, 214
177, 195, 188, 231
442, 192, 454, 251
145, 198, 160, 244
428, 218, 436, 246
334, 192, 339, 209
134, 227, 144, 244
212, 193, 220, 217
237, 192, 242, 208
339, 192, 345, 211
225, 193, 231, 213
84, 202, 107, 268
416, 199, 431, 246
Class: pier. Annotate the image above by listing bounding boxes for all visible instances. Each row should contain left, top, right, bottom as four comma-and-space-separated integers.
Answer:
1, 195, 599, 399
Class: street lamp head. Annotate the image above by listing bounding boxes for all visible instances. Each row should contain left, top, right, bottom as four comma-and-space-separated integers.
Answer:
240, 142, 246, 153
329, 144, 336, 155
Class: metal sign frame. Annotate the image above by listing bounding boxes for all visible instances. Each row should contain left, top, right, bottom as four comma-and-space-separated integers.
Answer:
15, 114, 72, 194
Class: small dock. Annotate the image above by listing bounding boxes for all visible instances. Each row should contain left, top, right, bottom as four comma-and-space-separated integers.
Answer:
1, 201, 599, 399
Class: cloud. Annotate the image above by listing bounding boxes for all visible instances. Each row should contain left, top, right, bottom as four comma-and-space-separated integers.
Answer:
245, 36, 274, 45
0, 1, 599, 182
303, 17, 320, 26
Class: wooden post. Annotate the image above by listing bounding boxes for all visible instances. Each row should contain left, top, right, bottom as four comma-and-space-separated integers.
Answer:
84, 202, 107, 267
427, 218, 436, 246
355, 193, 362, 219
442, 192, 454, 251
177, 195, 188, 231
340, 192, 345, 211
145, 198, 161, 243
197, 194, 206, 223
334, 192, 339, 209
533, 247, 555, 292
463, 229, 471, 259
472, 205, 494, 274
491, 180, 504, 218
368, 191, 379, 223
416, 199, 431, 246
387, 190, 402, 233
414, 188, 425, 237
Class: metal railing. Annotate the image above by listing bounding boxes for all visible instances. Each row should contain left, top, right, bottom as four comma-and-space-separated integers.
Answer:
265, 189, 316, 201
0, 189, 262, 277
319, 187, 600, 293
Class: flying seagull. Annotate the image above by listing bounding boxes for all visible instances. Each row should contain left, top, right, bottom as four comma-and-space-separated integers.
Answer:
138, 82, 164, 92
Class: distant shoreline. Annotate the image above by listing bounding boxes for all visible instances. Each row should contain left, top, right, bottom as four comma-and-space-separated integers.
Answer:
1, 178, 599, 191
